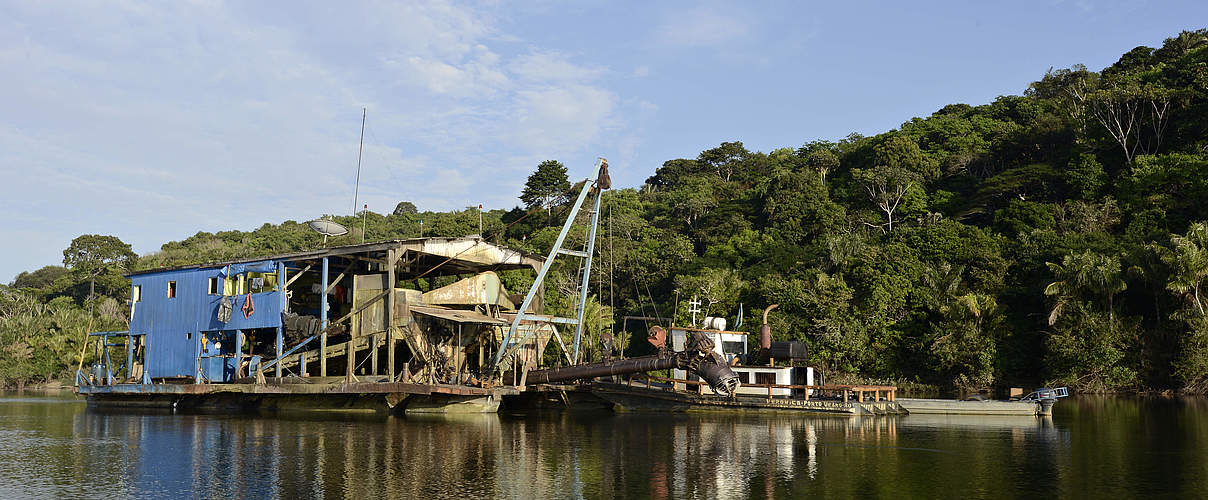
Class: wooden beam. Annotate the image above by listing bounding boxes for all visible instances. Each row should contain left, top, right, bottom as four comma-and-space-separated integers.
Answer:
370, 334, 379, 374
325, 261, 356, 294
352, 256, 390, 266
386, 247, 397, 381
283, 263, 315, 288
346, 334, 354, 382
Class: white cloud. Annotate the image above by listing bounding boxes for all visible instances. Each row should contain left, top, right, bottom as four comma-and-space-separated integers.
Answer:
0, 0, 647, 281
511, 51, 607, 82
654, 6, 753, 47
512, 85, 619, 153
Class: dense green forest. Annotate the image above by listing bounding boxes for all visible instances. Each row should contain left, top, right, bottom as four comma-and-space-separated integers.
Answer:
4, 30, 1208, 393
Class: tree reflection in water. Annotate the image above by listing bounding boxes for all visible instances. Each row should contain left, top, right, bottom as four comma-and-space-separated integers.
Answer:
8, 394, 1208, 498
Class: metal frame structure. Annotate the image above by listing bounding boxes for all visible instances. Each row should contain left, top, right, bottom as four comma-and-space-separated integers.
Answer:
77, 330, 151, 386
492, 158, 608, 371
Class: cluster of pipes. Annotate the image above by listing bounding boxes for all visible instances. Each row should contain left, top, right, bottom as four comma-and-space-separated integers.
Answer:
526, 327, 742, 396
525, 303, 809, 396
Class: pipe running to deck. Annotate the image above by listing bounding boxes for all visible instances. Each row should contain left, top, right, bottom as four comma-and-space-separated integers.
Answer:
527, 349, 742, 397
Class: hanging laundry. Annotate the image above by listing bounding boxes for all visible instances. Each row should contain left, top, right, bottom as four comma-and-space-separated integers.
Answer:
242, 293, 255, 318
251, 277, 265, 290
217, 296, 233, 323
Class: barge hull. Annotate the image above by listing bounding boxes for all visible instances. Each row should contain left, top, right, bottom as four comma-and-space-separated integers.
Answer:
79, 380, 518, 414
591, 382, 905, 415
897, 398, 1048, 416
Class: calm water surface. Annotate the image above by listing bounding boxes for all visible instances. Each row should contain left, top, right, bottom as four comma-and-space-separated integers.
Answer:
0, 393, 1205, 499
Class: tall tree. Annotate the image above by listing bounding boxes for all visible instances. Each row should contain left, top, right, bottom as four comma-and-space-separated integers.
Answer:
62, 234, 137, 302
392, 201, 418, 216
853, 165, 922, 233
1164, 222, 1208, 316
520, 160, 571, 214
805, 149, 840, 184
1045, 251, 1128, 325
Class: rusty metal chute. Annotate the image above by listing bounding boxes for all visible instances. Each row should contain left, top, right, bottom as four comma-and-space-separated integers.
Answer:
409, 305, 507, 325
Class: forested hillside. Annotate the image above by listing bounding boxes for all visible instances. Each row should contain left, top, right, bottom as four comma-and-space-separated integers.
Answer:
5, 30, 1208, 392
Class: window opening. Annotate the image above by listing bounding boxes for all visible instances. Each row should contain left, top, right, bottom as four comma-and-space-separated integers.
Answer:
244, 272, 278, 294
132, 285, 142, 303
208, 278, 219, 295
168, 281, 177, 299
722, 341, 745, 355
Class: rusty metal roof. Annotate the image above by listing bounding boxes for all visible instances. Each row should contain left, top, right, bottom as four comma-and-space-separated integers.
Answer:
130, 237, 543, 278
409, 305, 507, 325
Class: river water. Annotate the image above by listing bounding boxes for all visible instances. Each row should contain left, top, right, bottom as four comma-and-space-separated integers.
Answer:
0, 393, 1203, 499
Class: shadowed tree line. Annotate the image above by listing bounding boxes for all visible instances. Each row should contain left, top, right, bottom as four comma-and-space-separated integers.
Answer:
6, 29, 1208, 393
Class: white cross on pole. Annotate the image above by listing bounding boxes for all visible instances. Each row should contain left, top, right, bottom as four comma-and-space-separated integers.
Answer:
688, 295, 702, 328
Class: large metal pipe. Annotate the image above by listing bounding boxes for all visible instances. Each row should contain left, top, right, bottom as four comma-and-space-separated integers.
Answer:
527, 349, 742, 396
526, 356, 677, 384
760, 304, 778, 350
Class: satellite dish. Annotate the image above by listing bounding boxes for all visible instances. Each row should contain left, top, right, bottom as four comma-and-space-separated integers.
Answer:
307, 218, 349, 237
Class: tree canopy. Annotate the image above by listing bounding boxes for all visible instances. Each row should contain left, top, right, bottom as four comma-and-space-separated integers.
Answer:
7, 29, 1208, 393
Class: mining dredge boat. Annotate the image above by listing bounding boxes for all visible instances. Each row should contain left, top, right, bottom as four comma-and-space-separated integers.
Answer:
76, 157, 1064, 417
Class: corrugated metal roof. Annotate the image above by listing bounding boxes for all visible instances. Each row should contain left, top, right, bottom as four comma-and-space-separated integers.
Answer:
129, 237, 543, 277
409, 305, 507, 325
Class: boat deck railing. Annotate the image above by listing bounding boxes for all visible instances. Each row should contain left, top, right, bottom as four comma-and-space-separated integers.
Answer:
625, 374, 896, 402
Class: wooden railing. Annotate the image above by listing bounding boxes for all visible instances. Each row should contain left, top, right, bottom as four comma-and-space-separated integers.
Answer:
625, 374, 896, 402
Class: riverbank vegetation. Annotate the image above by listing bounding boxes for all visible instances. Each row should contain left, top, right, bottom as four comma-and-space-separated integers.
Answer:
5, 30, 1208, 393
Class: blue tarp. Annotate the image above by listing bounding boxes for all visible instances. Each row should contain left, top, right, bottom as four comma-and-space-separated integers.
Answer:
218, 261, 277, 277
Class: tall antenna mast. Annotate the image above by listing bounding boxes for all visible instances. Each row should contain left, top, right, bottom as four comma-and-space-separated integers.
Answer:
351, 107, 366, 216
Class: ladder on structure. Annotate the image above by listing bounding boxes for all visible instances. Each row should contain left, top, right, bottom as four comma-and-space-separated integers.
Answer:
492, 158, 609, 372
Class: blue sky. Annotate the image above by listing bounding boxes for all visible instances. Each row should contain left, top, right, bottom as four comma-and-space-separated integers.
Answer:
1, 1, 1205, 282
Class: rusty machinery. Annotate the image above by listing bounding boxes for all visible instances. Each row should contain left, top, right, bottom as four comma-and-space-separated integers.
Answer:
526, 327, 742, 396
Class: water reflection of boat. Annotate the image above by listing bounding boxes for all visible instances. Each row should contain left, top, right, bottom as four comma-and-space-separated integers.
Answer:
900, 413, 1057, 430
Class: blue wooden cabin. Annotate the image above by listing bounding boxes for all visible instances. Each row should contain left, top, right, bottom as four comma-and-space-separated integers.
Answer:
121, 238, 544, 384
130, 260, 285, 381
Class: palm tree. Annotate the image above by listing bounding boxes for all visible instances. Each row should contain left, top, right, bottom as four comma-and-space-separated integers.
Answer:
1045, 251, 1127, 325
923, 262, 965, 310
1164, 222, 1208, 317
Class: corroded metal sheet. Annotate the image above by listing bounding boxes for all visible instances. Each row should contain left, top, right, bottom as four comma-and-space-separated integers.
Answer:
421, 271, 515, 309
413, 238, 527, 267
409, 305, 507, 325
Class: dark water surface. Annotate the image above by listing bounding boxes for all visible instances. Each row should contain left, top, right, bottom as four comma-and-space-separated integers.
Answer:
1, 393, 1205, 499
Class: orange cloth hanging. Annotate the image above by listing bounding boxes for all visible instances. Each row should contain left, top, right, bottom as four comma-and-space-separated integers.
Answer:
242, 293, 255, 318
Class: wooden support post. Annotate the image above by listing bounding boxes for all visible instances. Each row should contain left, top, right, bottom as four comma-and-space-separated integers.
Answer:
234, 330, 243, 379
370, 333, 379, 375
276, 262, 285, 378
456, 323, 462, 385
401, 361, 410, 383
126, 332, 136, 379
346, 337, 355, 381
386, 248, 396, 381
320, 257, 329, 377
874, 389, 880, 401
857, 389, 864, 402
804, 386, 810, 401
843, 389, 849, 402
